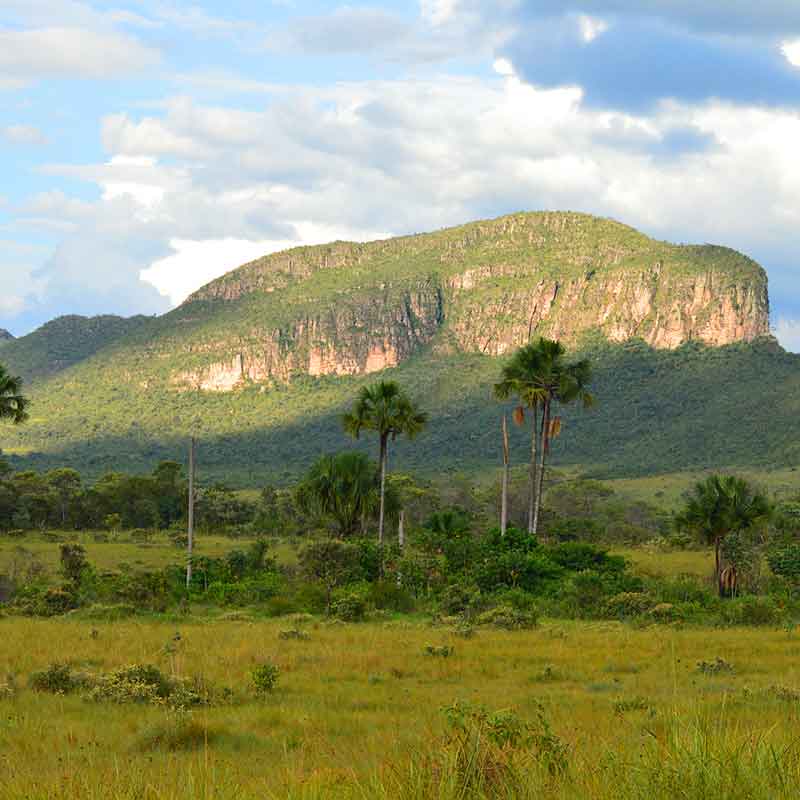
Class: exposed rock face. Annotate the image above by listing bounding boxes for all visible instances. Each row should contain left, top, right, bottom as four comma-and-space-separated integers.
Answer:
0, 329, 14, 345
172, 213, 770, 391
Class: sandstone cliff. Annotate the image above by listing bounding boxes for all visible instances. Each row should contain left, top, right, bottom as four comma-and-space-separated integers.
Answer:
171, 212, 769, 391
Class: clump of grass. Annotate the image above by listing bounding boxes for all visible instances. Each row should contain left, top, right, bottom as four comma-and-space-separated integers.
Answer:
278, 628, 310, 641
531, 665, 563, 683
697, 657, 734, 675
613, 696, 653, 714
135, 716, 218, 752
424, 645, 454, 658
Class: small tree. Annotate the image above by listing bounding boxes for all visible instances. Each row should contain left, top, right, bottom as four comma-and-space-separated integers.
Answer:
298, 539, 361, 611
0, 364, 27, 425
295, 451, 380, 537
675, 475, 771, 589
342, 381, 427, 544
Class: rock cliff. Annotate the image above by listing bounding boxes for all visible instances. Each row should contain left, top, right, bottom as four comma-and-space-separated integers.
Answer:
171, 212, 769, 391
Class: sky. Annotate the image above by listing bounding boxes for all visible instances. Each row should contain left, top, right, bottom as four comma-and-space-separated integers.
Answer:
1, 1, 800, 351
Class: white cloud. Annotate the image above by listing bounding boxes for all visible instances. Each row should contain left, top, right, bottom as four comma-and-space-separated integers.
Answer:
493, 57, 514, 76
1, 124, 49, 146
577, 15, 609, 43
0, 27, 159, 80
775, 318, 800, 352
783, 38, 800, 67
8, 70, 800, 330
142, 221, 392, 305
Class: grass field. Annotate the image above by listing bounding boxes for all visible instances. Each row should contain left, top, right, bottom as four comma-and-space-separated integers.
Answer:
2, 616, 800, 799
0, 532, 302, 579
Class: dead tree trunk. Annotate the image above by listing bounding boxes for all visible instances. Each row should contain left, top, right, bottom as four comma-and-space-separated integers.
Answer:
186, 436, 196, 590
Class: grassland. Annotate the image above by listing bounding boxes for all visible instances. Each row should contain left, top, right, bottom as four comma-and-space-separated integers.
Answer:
2, 615, 800, 799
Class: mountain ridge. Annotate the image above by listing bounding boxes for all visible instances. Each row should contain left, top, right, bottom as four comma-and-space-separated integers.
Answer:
0, 211, 792, 485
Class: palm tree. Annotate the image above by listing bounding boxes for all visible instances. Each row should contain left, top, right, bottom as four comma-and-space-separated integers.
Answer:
529, 341, 593, 536
295, 451, 380, 537
0, 364, 27, 425
676, 474, 771, 586
494, 338, 593, 537
342, 380, 427, 544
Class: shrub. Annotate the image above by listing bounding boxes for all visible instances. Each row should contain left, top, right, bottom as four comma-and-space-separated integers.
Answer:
42, 587, 78, 616
86, 664, 172, 705
331, 592, 367, 622
649, 602, 682, 623
368, 580, 415, 613
439, 583, 483, 616
603, 592, 652, 620
476, 605, 538, 630
29, 663, 88, 694
722, 595, 783, 627
251, 662, 280, 694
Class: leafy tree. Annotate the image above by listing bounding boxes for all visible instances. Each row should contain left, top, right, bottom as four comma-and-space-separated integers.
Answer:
495, 339, 593, 536
342, 380, 427, 544
295, 451, 380, 537
675, 474, 771, 583
0, 364, 27, 425
45, 468, 82, 527
298, 539, 362, 610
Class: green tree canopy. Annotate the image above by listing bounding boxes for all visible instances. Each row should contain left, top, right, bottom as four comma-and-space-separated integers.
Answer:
342, 380, 427, 544
675, 474, 771, 581
0, 364, 28, 425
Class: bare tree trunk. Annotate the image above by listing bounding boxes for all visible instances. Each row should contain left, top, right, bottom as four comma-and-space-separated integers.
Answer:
527, 407, 538, 535
532, 401, 550, 538
398, 509, 405, 548
378, 436, 387, 546
501, 415, 509, 536
186, 436, 196, 590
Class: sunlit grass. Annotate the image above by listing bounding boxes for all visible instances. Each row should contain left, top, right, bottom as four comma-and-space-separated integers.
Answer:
2, 617, 800, 798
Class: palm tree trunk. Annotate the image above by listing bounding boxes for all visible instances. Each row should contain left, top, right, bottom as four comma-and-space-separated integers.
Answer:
714, 535, 721, 582
378, 436, 387, 546
527, 407, 539, 535
501, 415, 509, 536
532, 401, 550, 538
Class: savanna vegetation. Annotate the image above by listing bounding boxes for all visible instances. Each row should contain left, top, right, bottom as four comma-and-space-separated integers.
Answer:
2, 332, 800, 799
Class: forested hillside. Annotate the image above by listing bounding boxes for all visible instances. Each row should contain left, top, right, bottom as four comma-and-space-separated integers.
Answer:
0, 212, 794, 485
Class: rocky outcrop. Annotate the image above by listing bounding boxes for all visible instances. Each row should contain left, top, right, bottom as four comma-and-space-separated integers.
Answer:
170, 213, 770, 391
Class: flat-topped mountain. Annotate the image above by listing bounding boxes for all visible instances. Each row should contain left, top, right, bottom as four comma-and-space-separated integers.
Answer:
0, 212, 793, 483
168, 212, 768, 391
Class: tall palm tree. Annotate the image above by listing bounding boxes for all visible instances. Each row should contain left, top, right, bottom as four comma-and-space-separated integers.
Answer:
0, 364, 28, 425
494, 339, 593, 537
676, 474, 771, 585
529, 341, 593, 536
342, 380, 427, 544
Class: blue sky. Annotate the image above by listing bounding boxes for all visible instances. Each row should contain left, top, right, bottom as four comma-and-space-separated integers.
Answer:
2, 0, 800, 350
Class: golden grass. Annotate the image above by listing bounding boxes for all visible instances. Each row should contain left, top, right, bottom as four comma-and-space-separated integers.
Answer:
2, 616, 800, 798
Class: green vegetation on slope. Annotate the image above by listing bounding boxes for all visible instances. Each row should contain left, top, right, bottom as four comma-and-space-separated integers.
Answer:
2, 337, 798, 485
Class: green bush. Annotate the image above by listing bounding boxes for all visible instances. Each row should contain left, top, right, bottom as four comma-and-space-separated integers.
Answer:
29, 663, 88, 694
439, 583, 483, 616
331, 592, 367, 622
368, 580, 415, 613
476, 604, 538, 630
721, 595, 783, 627
251, 662, 280, 694
603, 592, 652, 620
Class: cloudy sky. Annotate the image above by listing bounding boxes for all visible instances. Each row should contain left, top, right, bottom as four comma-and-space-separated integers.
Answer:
2, 1, 800, 350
